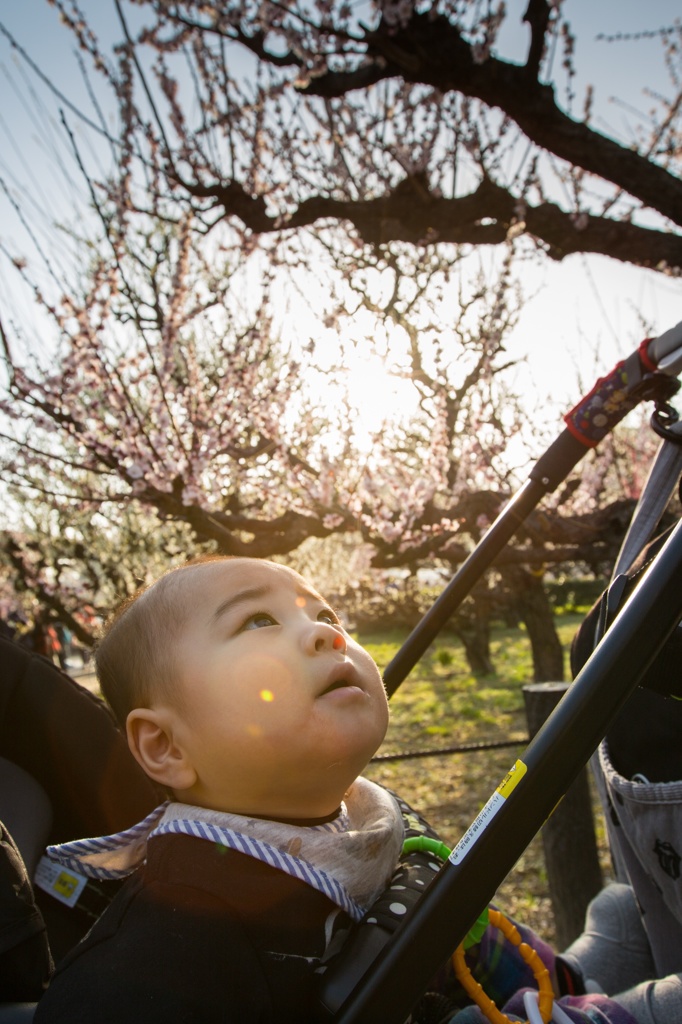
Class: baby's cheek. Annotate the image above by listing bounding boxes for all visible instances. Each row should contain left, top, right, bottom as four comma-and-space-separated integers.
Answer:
232, 651, 295, 706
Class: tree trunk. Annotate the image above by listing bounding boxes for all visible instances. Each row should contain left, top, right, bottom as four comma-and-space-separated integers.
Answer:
506, 568, 565, 681
523, 683, 603, 947
448, 591, 495, 676
455, 619, 494, 676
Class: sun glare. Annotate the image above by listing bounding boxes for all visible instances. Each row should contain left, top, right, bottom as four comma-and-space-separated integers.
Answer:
346, 354, 418, 452
307, 335, 418, 453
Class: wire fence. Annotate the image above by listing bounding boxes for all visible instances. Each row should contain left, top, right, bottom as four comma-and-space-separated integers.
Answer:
371, 735, 529, 763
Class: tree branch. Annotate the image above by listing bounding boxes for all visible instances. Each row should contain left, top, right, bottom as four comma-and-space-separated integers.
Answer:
184, 172, 682, 270
301, 12, 682, 231
523, 0, 551, 81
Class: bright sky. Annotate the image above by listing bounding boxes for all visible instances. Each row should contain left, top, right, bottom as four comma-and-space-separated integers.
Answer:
0, 0, 681, 434
489, 1, 682, 414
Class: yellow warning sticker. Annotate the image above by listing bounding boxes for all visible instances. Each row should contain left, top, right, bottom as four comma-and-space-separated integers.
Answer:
54, 871, 80, 899
34, 855, 87, 908
496, 759, 527, 799
449, 759, 528, 866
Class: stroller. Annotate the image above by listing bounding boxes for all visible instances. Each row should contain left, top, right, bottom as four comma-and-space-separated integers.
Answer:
0, 639, 164, 1021
2, 323, 682, 1024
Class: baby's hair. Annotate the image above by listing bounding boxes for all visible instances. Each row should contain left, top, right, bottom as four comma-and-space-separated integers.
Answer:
95, 555, 230, 729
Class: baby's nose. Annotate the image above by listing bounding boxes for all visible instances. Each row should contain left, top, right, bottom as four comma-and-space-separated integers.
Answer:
309, 623, 346, 654
317, 633, 345, 652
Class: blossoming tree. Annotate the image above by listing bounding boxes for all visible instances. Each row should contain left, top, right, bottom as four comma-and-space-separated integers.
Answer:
2, 0, 678, 679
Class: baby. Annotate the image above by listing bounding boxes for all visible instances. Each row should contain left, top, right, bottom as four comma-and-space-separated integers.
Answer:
33, 556, 408, 1023
100, 554, 391, 825
34, 557, 639, 1024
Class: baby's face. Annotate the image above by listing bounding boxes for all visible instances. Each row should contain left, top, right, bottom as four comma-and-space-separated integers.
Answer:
162, 559, 389, 818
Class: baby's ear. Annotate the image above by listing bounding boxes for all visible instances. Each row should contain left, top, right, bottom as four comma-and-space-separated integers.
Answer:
126, 708, 196, 791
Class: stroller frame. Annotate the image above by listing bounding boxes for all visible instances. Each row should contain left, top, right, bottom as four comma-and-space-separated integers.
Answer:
320, 323, 682, 1022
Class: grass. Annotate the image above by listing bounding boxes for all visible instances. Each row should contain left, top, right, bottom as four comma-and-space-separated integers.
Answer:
359, 613, 612, 946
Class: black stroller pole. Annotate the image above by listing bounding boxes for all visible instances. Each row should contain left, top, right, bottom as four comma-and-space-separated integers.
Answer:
321, 516, 682, 1023
383, 433, 584, 695
318, 323, 682, 1021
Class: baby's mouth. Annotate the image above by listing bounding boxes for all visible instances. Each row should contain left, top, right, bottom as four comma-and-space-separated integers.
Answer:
319, 678, 353, 696
318, 664, 361, 697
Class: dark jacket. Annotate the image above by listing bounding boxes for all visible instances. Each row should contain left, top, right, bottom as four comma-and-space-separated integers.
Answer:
34, 831, 352, 1023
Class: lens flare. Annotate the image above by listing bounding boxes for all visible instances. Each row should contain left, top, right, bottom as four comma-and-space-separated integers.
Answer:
259, 689, 274, 702
295, 596, 306, 607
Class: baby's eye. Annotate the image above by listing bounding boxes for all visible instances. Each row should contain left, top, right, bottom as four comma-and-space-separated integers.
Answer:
240, 613, 278, 631
317, 608, 340, 627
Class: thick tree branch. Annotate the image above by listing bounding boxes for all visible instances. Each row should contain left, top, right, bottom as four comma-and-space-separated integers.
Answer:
184, 173, 682, 270
138, 484, 345, 556
301, 12, 682, 231
368, 495, 638, 571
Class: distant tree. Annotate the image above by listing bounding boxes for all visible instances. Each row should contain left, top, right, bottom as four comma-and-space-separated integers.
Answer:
1, 498, 196, 645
